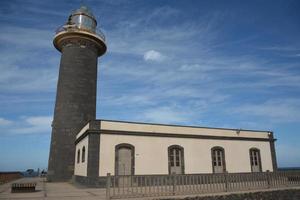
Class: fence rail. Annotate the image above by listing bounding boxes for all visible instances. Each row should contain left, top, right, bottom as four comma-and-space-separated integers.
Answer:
106, 171, 300, 199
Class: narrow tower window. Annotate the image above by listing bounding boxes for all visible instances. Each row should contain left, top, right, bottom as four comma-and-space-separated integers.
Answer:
82, 146, 86, 163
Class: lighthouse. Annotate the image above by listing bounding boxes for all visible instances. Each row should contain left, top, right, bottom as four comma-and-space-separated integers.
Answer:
48, 6, 106, 181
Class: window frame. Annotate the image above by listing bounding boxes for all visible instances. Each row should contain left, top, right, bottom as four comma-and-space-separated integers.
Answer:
249, 148, 262, 172
81, 146, 86, 163
77, 149, 80, 164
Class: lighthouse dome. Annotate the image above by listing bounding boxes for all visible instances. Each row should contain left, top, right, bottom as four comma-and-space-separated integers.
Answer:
68, 6, 97, 32
71, 6, 96, 19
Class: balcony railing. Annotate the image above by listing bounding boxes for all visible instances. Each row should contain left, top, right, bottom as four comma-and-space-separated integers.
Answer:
105, 171, 300, 199
55, 24, 105, 41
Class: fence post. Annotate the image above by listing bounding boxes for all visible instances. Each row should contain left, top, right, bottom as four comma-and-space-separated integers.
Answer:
106, 173, 111, 200
266, 170, 271, 188
225, 171, 228, 192
172, 173, 176, 195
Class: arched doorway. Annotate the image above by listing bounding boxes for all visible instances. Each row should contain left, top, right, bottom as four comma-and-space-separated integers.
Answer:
115, 143, 135, 187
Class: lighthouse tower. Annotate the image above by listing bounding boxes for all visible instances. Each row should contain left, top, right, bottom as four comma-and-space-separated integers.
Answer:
48, 6, 106, 181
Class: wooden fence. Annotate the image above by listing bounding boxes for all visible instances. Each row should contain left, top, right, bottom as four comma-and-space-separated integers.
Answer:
106, 171, 300, 199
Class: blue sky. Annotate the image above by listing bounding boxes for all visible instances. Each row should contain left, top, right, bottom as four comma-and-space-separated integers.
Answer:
0, 0, 300, 171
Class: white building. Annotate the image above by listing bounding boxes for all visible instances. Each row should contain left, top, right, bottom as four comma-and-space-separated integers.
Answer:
74, 119, 277, 187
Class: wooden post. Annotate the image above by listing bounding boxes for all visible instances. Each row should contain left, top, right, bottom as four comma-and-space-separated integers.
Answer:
106, 173, 111, 200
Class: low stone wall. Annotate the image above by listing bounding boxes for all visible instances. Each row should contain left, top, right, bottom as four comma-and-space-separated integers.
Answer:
162, 189, 300, 200
0, 172, 22, 185
73, 175, 106, 188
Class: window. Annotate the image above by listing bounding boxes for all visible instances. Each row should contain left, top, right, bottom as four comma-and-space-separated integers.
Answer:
250, 148, 262, 172
77, 149, 80, 164
168, 145, 184, 174
211, 146, 226, 173
82, 146, 86, 163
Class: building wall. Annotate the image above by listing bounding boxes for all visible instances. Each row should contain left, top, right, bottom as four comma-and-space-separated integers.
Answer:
74, 136, 89, 176
99, 134, 273, 176
100, 120, 269, 139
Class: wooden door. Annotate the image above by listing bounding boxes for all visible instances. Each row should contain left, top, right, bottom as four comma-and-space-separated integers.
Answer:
117, 147, 132, 175
116, 147, 133, 187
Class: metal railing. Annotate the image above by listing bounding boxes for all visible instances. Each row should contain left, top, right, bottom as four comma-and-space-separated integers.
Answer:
55, 25, 106, 41
106, 171, 300, 199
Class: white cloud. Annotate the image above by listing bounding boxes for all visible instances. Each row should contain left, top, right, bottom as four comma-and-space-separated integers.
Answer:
179, 64, 216, 72
0, 118, 13, 126
101, 93, 155, 107
148, 6, 180, 20
0, 47, 58, 93
0, 66, 58, 92
179, 64, 202, 71
25, 116, 52, 127
14, 116, 52, 135
233, 99, 300, 123
0, 25, 59, 93
143, 106, 188, 124
143, 50, 165, 62
0, 26, 53, 49
258, 46, 300, 52
1, 116, 52, 135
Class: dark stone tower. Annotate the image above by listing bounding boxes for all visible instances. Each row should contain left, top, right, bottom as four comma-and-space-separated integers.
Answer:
48, 6, 106, 181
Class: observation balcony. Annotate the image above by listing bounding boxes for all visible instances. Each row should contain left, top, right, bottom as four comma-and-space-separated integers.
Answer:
55, 24, 105, 42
